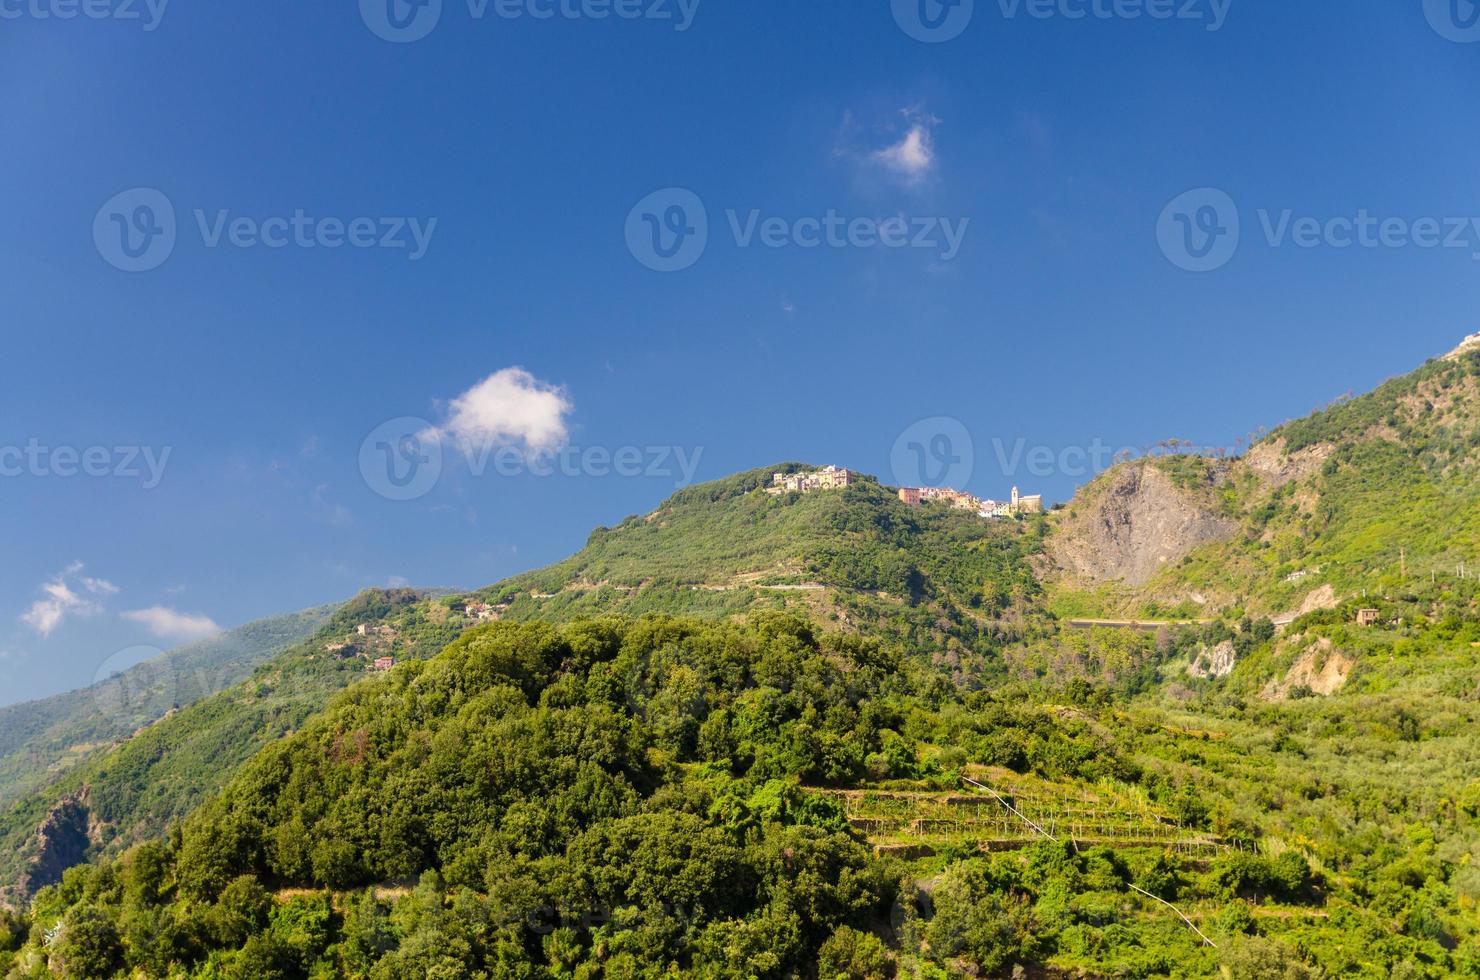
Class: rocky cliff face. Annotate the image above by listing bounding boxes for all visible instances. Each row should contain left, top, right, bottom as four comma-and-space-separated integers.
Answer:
1242, 438, 1334, 489
17, 794, 93, 897
1262, 636, 1353, 700
1189, 639, 1237, 679
1047, 462, 1238, 588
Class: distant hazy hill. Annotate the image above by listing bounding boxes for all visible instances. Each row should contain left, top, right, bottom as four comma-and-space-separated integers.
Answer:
0, 590, 447, 900
0, 604, 337, 811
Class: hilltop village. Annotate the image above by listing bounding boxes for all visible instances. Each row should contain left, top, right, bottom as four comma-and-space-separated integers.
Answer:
769, 465, 1043, 519
323, 600, 503, 673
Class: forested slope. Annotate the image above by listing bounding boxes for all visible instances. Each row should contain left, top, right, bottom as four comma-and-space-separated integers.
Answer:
9, 347, 1480, 976
0, 470, 1048, 906
7, 612, 1474, 978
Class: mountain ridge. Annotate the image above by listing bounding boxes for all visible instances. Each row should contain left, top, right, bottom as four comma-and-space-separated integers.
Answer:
5, 342, 1480, 976
1044, 342, 1480, 619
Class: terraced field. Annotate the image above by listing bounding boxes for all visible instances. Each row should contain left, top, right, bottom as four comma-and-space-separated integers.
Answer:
816, 766, 1231, 859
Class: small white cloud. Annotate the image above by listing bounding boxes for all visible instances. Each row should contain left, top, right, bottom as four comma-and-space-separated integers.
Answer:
21, 563, 110, 637
838, 105, 941, 188
387, 575, 411, 588
81, 576, 118, 596
873, 125, 934, 181
122, 606, 222, 643
434, 367, 572, 453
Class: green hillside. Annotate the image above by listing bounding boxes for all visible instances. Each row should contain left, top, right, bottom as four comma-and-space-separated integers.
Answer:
1038, 343, 1480, 698
487, 466, 1049, 678
6, 386, 1480, 978
0, 468, 1047, 907
6, 612, 1473, 977
0, 605, 337, 812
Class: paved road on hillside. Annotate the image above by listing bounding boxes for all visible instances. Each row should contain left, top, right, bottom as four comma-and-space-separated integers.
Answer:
1064, 618, 1214, 631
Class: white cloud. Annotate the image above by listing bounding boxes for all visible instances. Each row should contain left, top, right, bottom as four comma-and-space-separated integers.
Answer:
81, 575, 118, 596
21, 563, 111, 637
873, 125, 935, 181
435, 367, 572, 453
837, 105, 941, 188
122, 606, 222, 643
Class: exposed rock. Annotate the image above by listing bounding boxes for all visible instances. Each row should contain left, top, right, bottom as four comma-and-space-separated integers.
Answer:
1244, 438, 1335, 489
18, 793, 93, 897
1189, 639, 1237, 679
1443, 332, 1480, 361
1047, 463, 1238, 587
1261, 637, 1353, 700
1296, 584, 1339, 616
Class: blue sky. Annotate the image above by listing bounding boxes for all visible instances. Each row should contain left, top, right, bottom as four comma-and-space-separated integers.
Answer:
1, 0, 1478, 705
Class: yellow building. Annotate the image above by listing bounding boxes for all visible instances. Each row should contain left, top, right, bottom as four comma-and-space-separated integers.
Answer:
1011, 487, 1044, 514
772, 466, 858, 493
